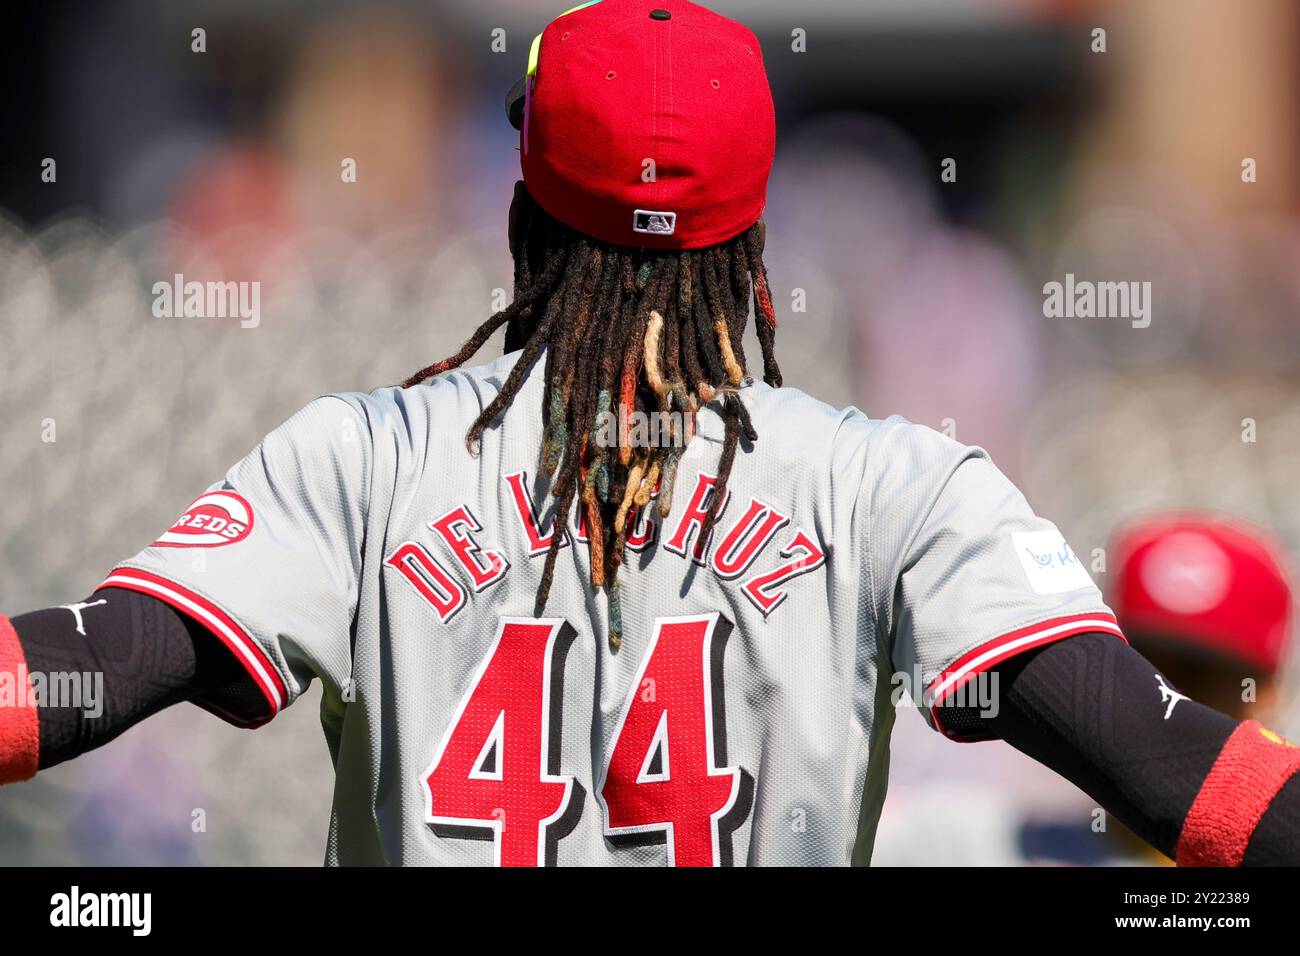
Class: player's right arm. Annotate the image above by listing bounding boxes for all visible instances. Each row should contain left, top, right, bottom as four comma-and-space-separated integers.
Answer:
0, 588, 244, 783
0, 394, 372, 785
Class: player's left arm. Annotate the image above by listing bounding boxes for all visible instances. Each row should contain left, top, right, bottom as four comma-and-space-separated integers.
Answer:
857, 418, 1298, 866
964, 632, 1300, 866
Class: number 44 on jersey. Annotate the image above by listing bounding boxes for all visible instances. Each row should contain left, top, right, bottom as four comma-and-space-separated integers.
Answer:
422, 613, 753, 867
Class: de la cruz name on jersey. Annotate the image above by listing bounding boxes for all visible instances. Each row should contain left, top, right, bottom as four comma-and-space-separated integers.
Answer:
384, 468, 826, 626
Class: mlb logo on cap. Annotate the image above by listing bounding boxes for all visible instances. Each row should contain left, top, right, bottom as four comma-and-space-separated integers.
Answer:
633, 209, 677, 235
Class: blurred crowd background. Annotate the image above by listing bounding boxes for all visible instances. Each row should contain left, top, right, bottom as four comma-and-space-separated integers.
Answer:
2, 0, 1299, 865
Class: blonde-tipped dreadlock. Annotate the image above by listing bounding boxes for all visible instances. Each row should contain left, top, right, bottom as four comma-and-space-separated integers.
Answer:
402, 187, 781, 649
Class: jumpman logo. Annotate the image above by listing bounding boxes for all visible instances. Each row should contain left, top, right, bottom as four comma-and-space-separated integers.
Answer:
60, 599, 107, 636
1155, 673, 1189, 720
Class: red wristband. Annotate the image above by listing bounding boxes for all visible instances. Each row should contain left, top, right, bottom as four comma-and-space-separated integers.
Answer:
0, 615, 39, 785
1176, 719, 1300, 866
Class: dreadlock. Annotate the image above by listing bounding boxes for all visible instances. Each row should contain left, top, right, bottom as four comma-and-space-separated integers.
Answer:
402, 187, 781, 649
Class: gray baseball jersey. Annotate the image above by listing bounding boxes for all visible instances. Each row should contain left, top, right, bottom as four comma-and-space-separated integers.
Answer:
98, 348, 1122, 866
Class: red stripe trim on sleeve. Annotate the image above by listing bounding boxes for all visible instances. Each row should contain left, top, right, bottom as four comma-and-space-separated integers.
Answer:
0, 616, 40, 784
97, 567, 287, 725
926, 611, 1126, 742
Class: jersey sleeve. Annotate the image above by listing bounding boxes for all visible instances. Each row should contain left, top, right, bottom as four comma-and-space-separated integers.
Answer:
96, 395, 371, 728
860, 417, 1124, 742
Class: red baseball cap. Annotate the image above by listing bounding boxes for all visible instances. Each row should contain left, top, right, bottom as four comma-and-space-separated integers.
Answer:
1108, 513, 1294, 674
507, 0, 776, 250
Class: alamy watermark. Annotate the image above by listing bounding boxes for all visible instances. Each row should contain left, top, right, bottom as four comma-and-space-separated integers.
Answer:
152, 273, 261, 328
1042, 273, 1151, 329
50, 886, 151, 936
891, 665, 1000, 722
0, 667, 104, 719
594, 406, 686, 449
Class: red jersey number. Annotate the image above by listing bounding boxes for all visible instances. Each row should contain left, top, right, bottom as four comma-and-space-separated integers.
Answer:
423, 618, 583, 867
598, 612, 754, 866
425, 613, 752, 866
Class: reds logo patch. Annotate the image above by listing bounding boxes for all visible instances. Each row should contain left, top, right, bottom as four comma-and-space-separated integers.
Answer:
154, 491, 254, 548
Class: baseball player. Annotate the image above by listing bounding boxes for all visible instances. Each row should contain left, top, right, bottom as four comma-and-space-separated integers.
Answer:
1, 0, 1297, 866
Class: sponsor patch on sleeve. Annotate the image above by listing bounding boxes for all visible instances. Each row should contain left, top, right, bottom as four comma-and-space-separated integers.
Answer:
153, 491, 255, 548
1011, 529, 1095, 595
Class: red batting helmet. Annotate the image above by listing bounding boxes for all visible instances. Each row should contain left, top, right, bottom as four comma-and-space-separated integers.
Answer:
1108, 512, 1294, 674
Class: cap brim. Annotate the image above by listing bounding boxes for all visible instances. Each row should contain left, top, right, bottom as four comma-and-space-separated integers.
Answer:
505, 75, 527, 131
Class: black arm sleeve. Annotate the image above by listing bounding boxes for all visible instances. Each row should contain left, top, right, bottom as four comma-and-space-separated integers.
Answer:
960, 632, 1300, 864
10, 588, 245, 770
